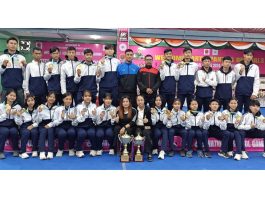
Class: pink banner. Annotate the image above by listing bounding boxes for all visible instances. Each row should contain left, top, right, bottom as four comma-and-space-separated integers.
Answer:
35, 41, 106, 63
130, 46, 265, 74
116, 28, 129, 61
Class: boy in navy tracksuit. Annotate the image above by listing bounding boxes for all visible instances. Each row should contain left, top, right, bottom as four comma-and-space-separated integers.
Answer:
117, 49, 139, 107
234, 49, 260, 113
60, 47, 81, 105
176, 47, 198, 109
98, 45, 121, 106
44, 47, 63, 105
0, 37, 27, 106
74, 49, 101, 104
215, 56, 236, 110
25, 47, 48, 106
195, 56, 217, 112
159, 49, 178, 110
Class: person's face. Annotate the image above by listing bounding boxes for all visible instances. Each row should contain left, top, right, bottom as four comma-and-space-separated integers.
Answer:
210, 101, 219, 111
63, 96, 72, 107
136, 96, 145, 107
6, 92, 16, 103
250, 105, 260, 114
84, 53, 93, 62
145, 57, 153, 67
164, 51, 172, 61
105, 48, 114, 56
243, 53, 253, 63
83, 93, 92, 103
27, 97, 35, 108
33, 50, 42, 61
202, 59, 211, 68
125, 51, 134, 62
190, 101, 198, 111
46, 94, 56, 105
173, 101, 181, 110
184, 50, 192, 60
7, 40, 17, 52
122, 98, 130, 108
155, 97, 162, 108
222, 60, 231, 69
104, 97, 112, 106
51, 50, 60, 61
229, 100, 238, 111
67, 50, 76, 60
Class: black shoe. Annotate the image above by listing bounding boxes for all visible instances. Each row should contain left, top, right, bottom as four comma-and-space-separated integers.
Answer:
180, 150, 186, 157
204, 151, 212, 158
218, 151, 229, 159
147, 154, 153, 162
168, 151, 174, 157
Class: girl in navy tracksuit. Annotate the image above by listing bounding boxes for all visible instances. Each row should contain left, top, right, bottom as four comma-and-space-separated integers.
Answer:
74, 49, 101, 104
74, 90, 97, 157
0, 89, 21, 159
98, 45, 121, 106
44, 47, 63, 105
185, 99, 205, 158
222, 98, 243, 160
17, 95, 39, 159
37, 91, 58, 160
95, 93, 116, 156
54, 93, 77, 157
24, 47, 48, 106
60, 46, 81, 105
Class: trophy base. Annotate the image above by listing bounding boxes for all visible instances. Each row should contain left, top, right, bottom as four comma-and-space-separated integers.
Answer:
134, 154, 143, 162
120, 155, 130, 162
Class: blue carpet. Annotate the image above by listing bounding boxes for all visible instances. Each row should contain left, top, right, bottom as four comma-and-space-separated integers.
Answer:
1, 152, 265, 170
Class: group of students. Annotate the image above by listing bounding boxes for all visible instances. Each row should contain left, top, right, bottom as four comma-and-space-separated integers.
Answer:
0, 37, 263, 162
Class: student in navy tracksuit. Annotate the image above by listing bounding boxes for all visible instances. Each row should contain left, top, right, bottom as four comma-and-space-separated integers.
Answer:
74, 49, 101, 104
95, 93, 116, 156
117, 49, 139, 107
25, 47, 48, 106
98, 45, 121, 106
53, 93, 77, 157
44, 47, 63, 105
159, 49, 178, 110
0, 89, 21, 159
176, 47, 198, 109
195, 56, 217, 112
215, 56, 236, 110
17, 95, 39, 159
37, 92, 58, 160
234, 49, 260, 113
74, 90, 97, 157
0, 37, 27, 106
137, 55, 161, 108
60, 46, 81, 106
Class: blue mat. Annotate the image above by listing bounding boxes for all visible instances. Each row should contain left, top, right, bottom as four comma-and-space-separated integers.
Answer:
1, 152, 265, 170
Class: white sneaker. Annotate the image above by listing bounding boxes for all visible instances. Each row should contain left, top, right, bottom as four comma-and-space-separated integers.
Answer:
241, 151, 249, 159
96, 150, 103, 156
158, 150, 165, 160
234, 154, 242, 161
19, 153, 29, 159
39, 152, 46, 160
227, 151, 234, 157
69, 149, 75, 156
56, 150, 63, 157
76, 151, 85, 158
263, 152, 265, 158
109, 149, 114, 155
152, 149, 158, 155
32, 151, 38, 157
90, 150, 97, 157
47, 152, 53, 159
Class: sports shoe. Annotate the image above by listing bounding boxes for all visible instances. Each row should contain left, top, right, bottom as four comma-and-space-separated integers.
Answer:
152, 149, 158, 155
32, 151, 38, 157
0, 152, 5, 159
13, 151, 19, 157
180, 149, 186, 157
198, 150, 204, 158
234, 154, 241, 161
69, 149, 75, 156
90, 150, 97, 157
109, 149, 115, 155
76, 151, 85, 158
204, 151, 212, 158
39, 152, 46, 160
241, 151, 249, 159
227, 151, 234, 158
47, 152, 53, 159
19, 153, 29, 159
56, 150, 63, 157
96, 150, 103, 156
186, 150, 193, 158
158, 150, 165, 160
218, 151, 229, 159
168, 151, 174, 157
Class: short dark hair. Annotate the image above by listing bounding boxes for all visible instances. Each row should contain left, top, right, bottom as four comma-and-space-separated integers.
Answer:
243, 49, 253, 55
7, 37, 18, 44
249, 99, 260, 107
84, 48, 93, 55
49, 46, 60, 54
125, 49, 133, 54
103, 92, 112, 99
105, 44, 114, 50
32, 47, 42, 52
183, 47, 192, 53
164, 48, 172, 54
67, 46, 76, 51
202, 56, 211, 62
144, 54, 153, 60
209, 98, 220, 105
62, 92, 73, 100
222, 56, 232, 62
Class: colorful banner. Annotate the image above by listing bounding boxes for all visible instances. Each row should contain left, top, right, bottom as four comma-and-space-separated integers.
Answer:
129, 46, 265, 74
35, 41, 106, 63
116, 28, 129, 62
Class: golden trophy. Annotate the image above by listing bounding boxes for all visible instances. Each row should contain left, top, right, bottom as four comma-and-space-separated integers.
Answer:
118, 133, 133, 162
134, 133, 145, 162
